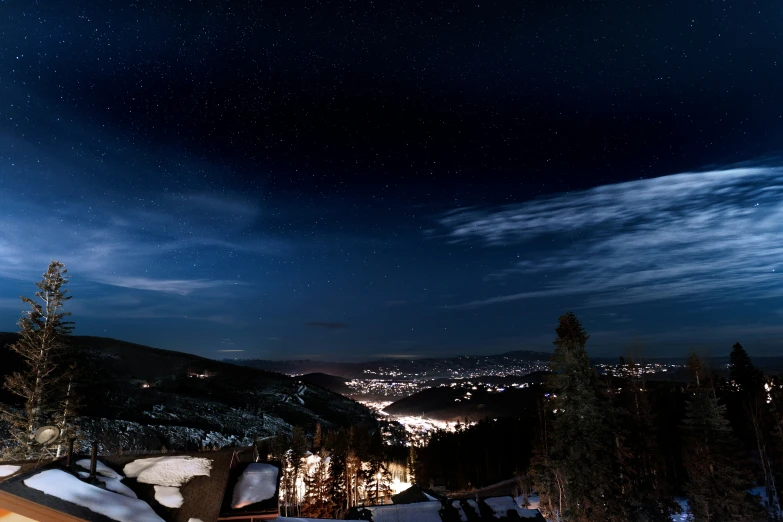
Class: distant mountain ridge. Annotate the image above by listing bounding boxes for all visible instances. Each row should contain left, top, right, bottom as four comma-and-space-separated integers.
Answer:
229, 349, 783, 379
227, 349, 555, 379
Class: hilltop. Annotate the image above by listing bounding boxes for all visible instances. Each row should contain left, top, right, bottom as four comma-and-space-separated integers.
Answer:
383, 379, 543, 422
298, 372, 354, 396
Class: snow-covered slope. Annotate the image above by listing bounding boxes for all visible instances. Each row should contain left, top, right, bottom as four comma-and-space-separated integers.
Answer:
0, 334, 376, 453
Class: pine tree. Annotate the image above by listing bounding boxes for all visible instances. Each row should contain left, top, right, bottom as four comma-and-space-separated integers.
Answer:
365, 430, 392, 505
301, 449, 335, 518
531, 312, 620, 522
268, 431, 292, 516
730, 343, 762, 395
1, 261, 76, 459
765, 375, 783, 521
313, 422, 323, 452
54, 362, 81, 458
687, 351, 710, 388
615, 356, 678, 521
343, 425, 370, 510
727, 343, 781, 519
328, 430, 348, 518
365, 461, 392, 505
282, 426, 309, 516
407, 444, 418, 485
682, 353, 765, 522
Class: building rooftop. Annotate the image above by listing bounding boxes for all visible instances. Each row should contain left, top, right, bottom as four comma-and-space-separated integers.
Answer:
0, 448, 281, 522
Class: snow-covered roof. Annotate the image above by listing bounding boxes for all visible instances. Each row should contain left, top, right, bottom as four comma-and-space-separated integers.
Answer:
77, 470, 138, 498
77, 458, 123, 479
0, 465, 21, 478
365, 500, 443, 522
355, 491, 546, 521
154, 485, 185, 508
0, 461, 45, 484
285, 519, 350, 522
218, 460, 282, 520
123, 456, 213, 487
452, 500, 468, 522
0, 447, 275, 522
230, 463, 278, 509
24, 469, 164, 522
483, 496, 541, 519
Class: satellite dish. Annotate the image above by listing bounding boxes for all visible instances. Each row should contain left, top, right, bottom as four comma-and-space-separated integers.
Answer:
33, 426, 60, 445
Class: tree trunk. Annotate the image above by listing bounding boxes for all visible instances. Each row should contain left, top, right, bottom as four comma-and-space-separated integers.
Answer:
55, 379, 73, 458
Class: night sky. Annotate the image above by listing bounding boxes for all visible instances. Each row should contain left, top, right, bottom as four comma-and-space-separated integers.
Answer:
1, 0, 782, 360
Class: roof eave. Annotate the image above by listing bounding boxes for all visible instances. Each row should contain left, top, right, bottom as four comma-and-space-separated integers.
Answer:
0, 489, 87, 522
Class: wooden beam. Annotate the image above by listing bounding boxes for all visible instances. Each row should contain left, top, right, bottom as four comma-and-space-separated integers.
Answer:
0, 491, 86, 522
217, 513, 278, 520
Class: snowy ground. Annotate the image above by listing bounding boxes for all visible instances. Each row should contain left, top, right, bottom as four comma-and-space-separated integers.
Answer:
76, 417, 259, 454
670, 498, 690, 522
483, 496, 541, 519
670, 488, 769, 522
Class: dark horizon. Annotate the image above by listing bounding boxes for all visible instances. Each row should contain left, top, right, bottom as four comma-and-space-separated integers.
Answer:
2, 0, 782, 359
0, 329, 772, 365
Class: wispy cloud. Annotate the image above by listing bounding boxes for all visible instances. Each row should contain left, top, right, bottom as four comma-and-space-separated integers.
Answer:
0, 189, 284, 289
439, 167, 783, 308
96, 276, 242, 296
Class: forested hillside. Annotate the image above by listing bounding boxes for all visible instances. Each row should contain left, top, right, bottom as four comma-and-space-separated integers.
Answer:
0, 333, 375, 454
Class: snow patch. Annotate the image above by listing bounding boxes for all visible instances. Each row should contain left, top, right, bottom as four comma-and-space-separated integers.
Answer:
154, 485, 184, 508
24, 469, 163, 522
0, 465, 21, 478
124, 456, 212, 487
516, 494, 539, 510
286, 518, 348, 522
76, 417, 260, 455
366, 501, 442, 522
284, 518, 348, 522
231, 463, 278, 508
452, 500, 468, 522
671, 498, 689, 521
76, 459, 123, 479
466, 499, 480, 516
484, 496, 539, 518
77, 471, 137, 498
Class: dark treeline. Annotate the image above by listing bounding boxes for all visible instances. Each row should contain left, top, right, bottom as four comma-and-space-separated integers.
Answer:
258, 421, 406, 518
414, 312, 783, 522
414, 416, 537, 492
